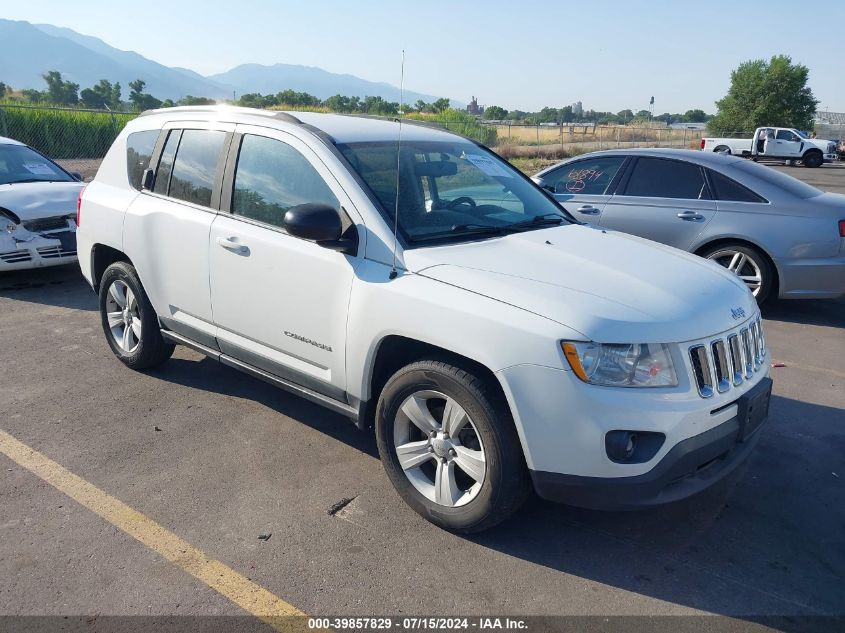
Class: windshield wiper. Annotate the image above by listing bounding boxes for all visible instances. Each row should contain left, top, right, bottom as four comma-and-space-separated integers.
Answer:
504, 213, 567, 231
5, 178, 60, 184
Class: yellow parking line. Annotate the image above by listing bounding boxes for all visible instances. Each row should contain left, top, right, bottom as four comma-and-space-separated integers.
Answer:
0, 429, 304, 629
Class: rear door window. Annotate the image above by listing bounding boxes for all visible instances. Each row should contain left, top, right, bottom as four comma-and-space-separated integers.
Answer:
126, 130, 159, 190
708, 170, 766, 203
153, 130, 181, 195
623, 157, 710, 199
168, 130, 226, 207
544, 156, 627, 195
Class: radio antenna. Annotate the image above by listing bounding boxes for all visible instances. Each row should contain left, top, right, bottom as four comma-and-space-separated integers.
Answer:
389, 50, 405, 280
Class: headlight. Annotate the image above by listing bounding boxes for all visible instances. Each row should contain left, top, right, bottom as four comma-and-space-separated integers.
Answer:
561, 342, 677, 387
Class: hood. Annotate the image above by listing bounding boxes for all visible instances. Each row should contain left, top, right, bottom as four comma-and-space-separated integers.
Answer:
0, 181, 84, 222
403, 224, 756, 344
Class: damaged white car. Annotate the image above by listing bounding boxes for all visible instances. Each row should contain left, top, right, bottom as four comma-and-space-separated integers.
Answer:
0, 136, 83, 271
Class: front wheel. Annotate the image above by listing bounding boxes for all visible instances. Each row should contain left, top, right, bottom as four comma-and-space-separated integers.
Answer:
701, 242, 774, 304
802, 151, 823, 168
99, 261, 174, 369
375, 360, 529, 533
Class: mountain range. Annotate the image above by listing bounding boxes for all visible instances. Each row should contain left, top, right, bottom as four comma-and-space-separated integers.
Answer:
0, 19, 452, 106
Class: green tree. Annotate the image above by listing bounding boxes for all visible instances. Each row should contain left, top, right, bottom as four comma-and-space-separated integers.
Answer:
179, 95, 215, 105
128, 79, 162, 111
708, 55, 818, 135
21, 89, 45, 102
0, 82, 6, 100
413, 99, 429, 113
616, 109, 633, 123
431, 97, 450, 113
634, 109, 651, 120
483, 105, 508, 120
42, 71, 79, 105
682, 109, 707, 122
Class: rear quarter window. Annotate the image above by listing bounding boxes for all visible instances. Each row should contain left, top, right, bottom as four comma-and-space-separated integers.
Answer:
126, 130, 160, 190
707, 169, 766, 203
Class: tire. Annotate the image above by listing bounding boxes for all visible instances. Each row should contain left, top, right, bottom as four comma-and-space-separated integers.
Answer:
99, 261, 174, 370
713, 146, 731, 155
802, 150, 823, 168
700, 242, 774, 304
375, 360, 530, 533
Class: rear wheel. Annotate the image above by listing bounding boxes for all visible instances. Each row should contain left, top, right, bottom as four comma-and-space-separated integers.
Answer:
700, 242, 774, 304
713, 146, 731, 155
99, 261, 174, 369
802, 150, 823, 168
375, 360, 529, 533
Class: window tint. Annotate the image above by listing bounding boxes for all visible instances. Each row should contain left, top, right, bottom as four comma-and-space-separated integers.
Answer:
624, 158, 710, 199
168, 130, 226, 207
733, 160, 822, 199
546, 157, 626, 195
153, 130, 180, 195
232, 135, 339, 228
126, 130, 159, 190
708, 170, 765, 203
0, 144, 72, 185
776, 130, 798, 142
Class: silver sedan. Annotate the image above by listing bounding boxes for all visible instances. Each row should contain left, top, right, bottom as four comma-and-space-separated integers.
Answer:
532, 149, 845, 303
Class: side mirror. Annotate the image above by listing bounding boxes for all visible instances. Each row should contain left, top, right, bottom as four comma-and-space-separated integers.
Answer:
70, 171, 83, 182
141, 168, 155, 190
284, 203, 357, 255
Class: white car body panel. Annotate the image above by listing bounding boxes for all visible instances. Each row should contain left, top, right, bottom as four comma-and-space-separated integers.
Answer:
77, 106, 772, 495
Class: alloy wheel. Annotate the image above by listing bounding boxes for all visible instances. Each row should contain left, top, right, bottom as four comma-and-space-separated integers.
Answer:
393, 390, 487, 508
707, 248, 763, 296
105, 280, 142, 353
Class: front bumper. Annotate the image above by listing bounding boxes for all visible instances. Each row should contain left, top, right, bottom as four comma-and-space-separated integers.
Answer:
0, 231, 77, 271
530, 377, 771, 509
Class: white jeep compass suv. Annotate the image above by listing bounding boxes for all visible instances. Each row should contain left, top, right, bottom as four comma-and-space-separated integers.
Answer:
77, 106, 772, 532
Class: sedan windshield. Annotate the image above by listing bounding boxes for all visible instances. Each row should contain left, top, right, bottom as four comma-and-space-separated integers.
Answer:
337, 140, 572, 243
0, 144, 74, 185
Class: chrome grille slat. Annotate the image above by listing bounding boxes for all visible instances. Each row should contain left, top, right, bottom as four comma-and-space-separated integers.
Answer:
690, 318, 766, 398
689, 345, 714, 398
740, 328, 754, 379
710, 340, 731, 393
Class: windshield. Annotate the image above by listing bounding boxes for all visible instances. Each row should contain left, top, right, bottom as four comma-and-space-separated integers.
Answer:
337, 140, 572, 243
794, 129, 809, 139
0, 144, 73, 185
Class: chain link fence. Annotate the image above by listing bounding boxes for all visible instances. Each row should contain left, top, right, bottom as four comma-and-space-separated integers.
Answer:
0, 103, 138, 178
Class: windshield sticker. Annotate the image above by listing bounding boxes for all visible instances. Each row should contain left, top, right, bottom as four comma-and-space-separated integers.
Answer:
22, 162, 56, 176
464, 154, 512, 178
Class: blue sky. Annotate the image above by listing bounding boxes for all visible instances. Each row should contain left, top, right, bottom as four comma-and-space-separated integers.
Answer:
5, 0, 844, 113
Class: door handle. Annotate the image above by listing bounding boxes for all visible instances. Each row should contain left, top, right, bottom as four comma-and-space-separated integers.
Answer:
676, 211, 704, 221
576, 205, 600, 215
216, 236, 248, 254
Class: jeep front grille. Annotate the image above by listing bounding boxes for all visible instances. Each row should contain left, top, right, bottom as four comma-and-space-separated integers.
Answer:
689, 316, 766, 398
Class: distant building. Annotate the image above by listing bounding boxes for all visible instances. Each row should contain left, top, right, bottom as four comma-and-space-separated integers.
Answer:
466, 96, 484, 116
571, 101, 583, 117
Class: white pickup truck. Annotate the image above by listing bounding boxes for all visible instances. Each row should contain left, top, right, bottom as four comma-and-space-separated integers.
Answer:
700, 127, 838, 168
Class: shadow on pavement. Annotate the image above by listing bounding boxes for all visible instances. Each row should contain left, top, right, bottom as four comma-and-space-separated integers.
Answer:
148, 355, 379, 460
0, 266, 96, 311
763, 297, 845, 328
148, 348, 845, 622
470, 394, 845, 623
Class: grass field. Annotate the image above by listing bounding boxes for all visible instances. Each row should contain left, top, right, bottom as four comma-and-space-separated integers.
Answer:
492, 123, 701, 148
0, 103, 137, 158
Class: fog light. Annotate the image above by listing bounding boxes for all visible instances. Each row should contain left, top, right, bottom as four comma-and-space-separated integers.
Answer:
605, 430, 665, 464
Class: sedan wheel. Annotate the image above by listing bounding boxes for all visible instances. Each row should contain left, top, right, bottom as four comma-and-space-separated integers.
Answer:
702, 243, 773, 303
105, 279, 142, 353
393, 390, 486, 508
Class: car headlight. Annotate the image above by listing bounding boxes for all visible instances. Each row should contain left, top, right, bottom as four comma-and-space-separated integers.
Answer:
561, 342, 677, 387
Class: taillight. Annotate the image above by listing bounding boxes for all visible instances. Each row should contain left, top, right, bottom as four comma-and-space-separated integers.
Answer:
700, 138, 706, 150
839, 219, 845, 237
76, 185, 87, 227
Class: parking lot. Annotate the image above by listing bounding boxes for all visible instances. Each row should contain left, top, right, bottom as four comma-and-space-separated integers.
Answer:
1, 163, 843, 631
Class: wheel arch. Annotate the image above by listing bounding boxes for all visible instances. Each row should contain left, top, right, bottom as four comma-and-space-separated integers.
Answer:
693, 237, 781, 297
362, 335, 509, 429
90, 244, 133, 293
